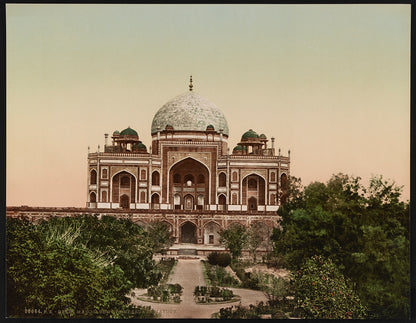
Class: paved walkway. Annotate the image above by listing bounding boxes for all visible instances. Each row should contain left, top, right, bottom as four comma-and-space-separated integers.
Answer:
129, 259, 268, 319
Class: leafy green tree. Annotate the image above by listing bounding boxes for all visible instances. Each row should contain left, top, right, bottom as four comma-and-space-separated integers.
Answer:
7, 217, 160, 318
146, 221, 175, 254
219, 224, 247, 260
293, 255, 366, 319
40, 215, 161, 288
271, 173, 410, 319
246, 222, 271, 263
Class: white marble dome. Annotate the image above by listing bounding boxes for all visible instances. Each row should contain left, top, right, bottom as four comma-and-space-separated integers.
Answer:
151, 91, 229, 136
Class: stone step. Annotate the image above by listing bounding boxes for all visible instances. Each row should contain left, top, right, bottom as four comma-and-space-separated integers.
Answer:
178, 248, 197, 255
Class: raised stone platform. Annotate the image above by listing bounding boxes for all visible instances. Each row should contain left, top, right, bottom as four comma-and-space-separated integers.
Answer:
168, 243, 227, 256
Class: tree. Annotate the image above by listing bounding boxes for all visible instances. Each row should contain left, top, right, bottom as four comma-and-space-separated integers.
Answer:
49, 215, 161, 288
146, 221, 175, 254
246, 222, 271, 263
219, 224, 247, 260
271, 173, 410, 319
6, 217, 159, 318
293, 255, 366, 319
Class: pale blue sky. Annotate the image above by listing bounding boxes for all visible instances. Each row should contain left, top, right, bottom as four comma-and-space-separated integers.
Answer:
7, 4, 410, 206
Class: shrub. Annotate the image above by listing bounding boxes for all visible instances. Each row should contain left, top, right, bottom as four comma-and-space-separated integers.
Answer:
168, 283, 183, 295
207, 252, 231, 267
222, 289, 234, 301
194, 286, 234, 302
214, 300, 291, 319
294, 255, 367, 319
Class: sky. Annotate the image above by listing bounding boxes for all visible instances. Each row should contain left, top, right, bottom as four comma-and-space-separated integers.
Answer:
6, 4, 410, 207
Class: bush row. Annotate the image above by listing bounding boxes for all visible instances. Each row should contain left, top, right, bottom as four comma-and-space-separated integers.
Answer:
207, 252, 231, 267
147, 284, 183, 303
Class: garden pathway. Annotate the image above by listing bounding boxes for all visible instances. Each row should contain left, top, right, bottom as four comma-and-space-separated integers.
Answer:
129, 258, 268, 319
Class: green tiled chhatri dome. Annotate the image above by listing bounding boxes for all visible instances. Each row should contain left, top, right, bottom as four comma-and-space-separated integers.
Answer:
133, 143, 146, 149
120, 127, 138, 136
241, 129, 259, 139
151, 91, 229, 136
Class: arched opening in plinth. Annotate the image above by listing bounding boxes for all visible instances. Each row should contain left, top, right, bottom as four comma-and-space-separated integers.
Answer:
204, 221, 222, 245
180, 221, 197, 244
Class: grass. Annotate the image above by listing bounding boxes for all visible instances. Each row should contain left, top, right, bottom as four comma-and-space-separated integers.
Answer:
201, 260, 240, 288
201, 260, 212, 286
156, 258, 177, 284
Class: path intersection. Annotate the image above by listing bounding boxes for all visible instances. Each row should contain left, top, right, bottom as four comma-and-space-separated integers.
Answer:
129, 258, 268, 319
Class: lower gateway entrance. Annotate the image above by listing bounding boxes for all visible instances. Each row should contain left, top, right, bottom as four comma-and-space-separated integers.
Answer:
180, 221, 196, 243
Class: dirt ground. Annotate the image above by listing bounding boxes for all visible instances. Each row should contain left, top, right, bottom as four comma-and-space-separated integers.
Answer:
245, 264, 291, 280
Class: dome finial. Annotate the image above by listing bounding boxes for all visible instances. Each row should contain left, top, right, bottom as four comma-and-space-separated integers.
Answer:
189, 75, 193, 91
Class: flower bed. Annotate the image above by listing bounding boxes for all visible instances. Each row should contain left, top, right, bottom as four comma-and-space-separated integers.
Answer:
139, 284, 183, 304
194, 286, 240, 304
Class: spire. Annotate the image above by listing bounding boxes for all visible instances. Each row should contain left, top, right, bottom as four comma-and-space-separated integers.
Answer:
189, 75, 193, 91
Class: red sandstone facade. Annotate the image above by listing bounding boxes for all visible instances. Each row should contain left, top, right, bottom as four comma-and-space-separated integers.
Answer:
84, 79, 291, 245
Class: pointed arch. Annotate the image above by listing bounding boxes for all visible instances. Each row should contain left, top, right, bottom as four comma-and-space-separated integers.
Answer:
218, 172, 226, 187
180, 221, 197, 244
152, 170, 160, 186
90, 169, 97, 185
204, 221, 222, 245
242, 173, 265, 208
89, 191, 96, 203
168, 157, 211, 206
111, 170, 137, 204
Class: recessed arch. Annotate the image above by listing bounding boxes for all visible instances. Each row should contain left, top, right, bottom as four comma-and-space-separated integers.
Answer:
281, 173, 288, 191
120, 194, 129, 209
90, 169, 97, 185
242, 173, 266, 207
232, 171, 238, 182
204, 221, 222, 245
111, 170, 137, 204
232, 192, 238, 204
151, 193, 160, 204
168, 157, 211, 206
101, 190, 107, 203
248, 197, 257, 210
152, 171, 160, 186
111, 170, 137, 183
270, 171, 276, 182
183, 194, 194, 210
169, 156, 210, 173
89, 191, 96, 203
241, 172, 267, 183
180, 221, 197, 244
184, 174, 195, 185
218, 194, 226, 210
218, 172, 226, 187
